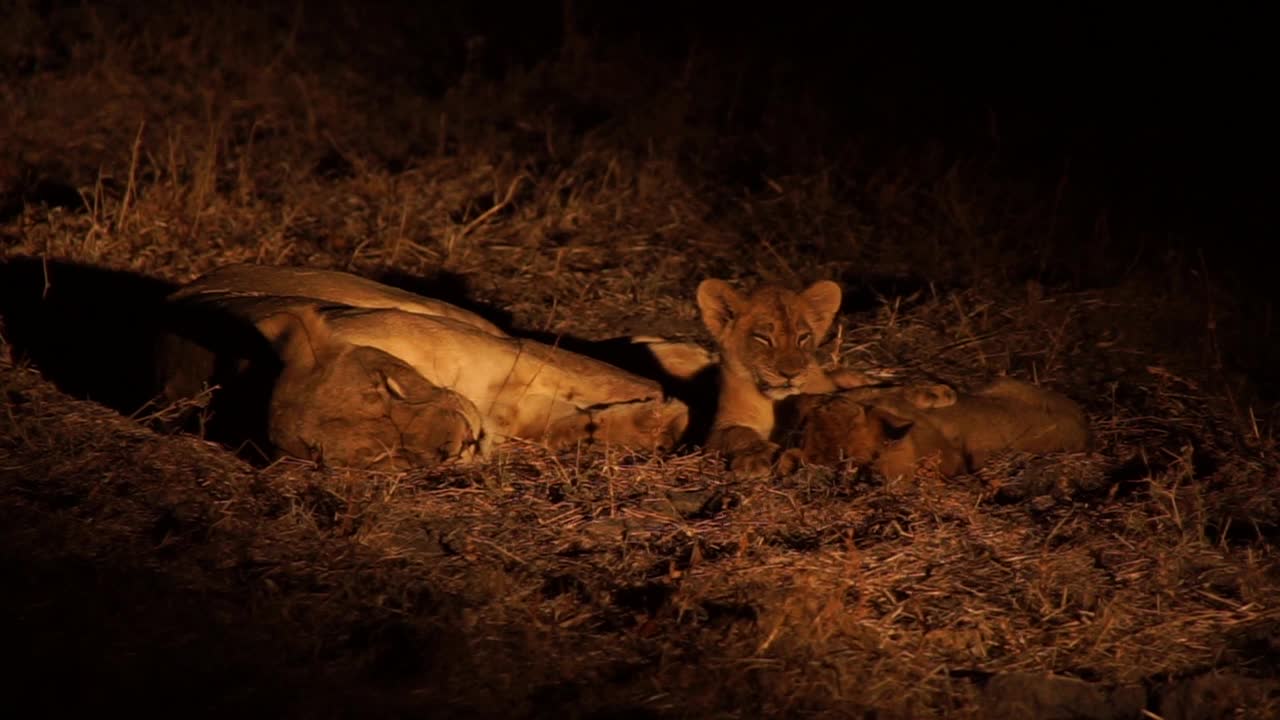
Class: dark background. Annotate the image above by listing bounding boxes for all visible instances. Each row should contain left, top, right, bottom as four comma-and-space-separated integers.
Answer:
333, 1, 1273, 287
17, 1, 1275, 280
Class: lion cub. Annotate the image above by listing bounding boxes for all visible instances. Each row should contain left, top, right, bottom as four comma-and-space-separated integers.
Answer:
696, 277, 869, 478
776, 378, 1091, 480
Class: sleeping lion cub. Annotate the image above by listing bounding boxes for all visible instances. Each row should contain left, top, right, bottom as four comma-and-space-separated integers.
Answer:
155, 264, 689, 470
775, 378, 1092, 480
695, 277, 871, 478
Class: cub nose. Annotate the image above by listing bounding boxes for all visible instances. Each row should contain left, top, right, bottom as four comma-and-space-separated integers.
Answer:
778, 356, 807, 380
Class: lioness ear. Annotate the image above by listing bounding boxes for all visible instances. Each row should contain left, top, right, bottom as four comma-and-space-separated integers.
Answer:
801, 280, 842, 339
870, 407, 914, 442
255, 307, 330, 371
696, 279, 745, 338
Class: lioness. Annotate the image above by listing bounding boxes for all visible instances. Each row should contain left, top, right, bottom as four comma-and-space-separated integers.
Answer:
155, 264, 689, 470
776, 378, 1091, 480
695, 277, 872, 478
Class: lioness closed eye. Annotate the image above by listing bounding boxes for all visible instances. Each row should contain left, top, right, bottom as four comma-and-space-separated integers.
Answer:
696, 277, 869, 478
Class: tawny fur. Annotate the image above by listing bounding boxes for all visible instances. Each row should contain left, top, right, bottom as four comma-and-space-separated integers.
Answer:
257, 306, 486, 469
169, 263, 506, 336
775, 379, 1092, 480
774, 388, 963, 480
156, 264, 689, 470
694, 277, 858, 478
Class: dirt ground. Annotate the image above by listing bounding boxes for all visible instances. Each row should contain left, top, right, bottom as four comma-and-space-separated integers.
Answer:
3, 4, 1278, 718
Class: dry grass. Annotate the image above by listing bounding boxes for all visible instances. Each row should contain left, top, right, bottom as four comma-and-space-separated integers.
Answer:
2, 4, 1278, 718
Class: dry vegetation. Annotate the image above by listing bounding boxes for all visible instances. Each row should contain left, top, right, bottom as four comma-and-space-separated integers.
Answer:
2, 3, 1278, 718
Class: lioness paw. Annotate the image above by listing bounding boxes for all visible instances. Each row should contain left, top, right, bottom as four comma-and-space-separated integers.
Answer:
563, 398, 690, 453
420, 407, 481, 463
394, 395, 484, 467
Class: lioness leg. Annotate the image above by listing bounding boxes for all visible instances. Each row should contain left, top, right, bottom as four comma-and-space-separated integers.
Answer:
593, 397, 689, 451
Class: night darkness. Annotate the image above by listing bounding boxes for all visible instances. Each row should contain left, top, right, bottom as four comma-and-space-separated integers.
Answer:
2, 2, 1279, 718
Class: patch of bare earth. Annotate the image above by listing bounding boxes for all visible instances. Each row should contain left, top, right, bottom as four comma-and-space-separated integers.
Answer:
3, 5, 1278, 718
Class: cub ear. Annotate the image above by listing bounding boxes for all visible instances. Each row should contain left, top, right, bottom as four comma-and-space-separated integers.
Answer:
696, 279, 745, 338
255, 306, 331, 371
800, 280, 842, 340
870, 406, 915, 442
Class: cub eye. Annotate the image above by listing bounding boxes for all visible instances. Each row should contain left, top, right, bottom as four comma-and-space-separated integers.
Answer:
751, 333, 773, 347
797, 332, 812, 347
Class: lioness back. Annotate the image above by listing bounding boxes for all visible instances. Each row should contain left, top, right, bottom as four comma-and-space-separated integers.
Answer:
170, 263, 505, 336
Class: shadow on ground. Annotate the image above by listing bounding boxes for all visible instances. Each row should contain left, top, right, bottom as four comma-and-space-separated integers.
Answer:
0, 256, 177, 414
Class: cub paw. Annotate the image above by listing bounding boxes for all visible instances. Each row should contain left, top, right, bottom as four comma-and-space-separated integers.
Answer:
729, 441, 781, 479
777, 448, 807, 476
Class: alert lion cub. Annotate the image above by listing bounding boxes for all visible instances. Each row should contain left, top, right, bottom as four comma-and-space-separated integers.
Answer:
776, 378, 1091, 480
156, 264, 689, 470
695, 277, 871, 478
